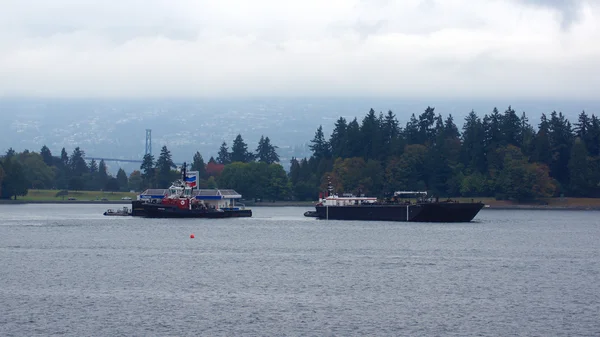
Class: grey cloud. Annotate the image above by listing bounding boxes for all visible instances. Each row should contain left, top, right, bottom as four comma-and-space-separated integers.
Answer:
518, 0, 586, 29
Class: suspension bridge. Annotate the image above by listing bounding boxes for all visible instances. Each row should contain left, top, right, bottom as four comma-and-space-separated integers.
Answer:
2, 129, 184, 167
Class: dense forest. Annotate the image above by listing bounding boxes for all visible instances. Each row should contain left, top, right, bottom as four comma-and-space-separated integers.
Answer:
1, 106, 599, 202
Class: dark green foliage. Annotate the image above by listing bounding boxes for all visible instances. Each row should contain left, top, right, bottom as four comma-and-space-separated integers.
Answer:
98, 160, 108, 190
360, 109, 383, 160
501, 106, 522, 147
116, 168, 129, 192
191, 151, 206, 178
140, 153, 155, 189
418, 106, 436, 145
219, 162, 290, 201
309, 126, 330, 160
294, 106, 593, 201
89, 159, 98, 174
382, 110, 402, 158
255, 136, 280, 164
69, 147, 88, 177
216, 142, 231, 165
344, 118, 362, 158
494, 146, 556, 201
128, 170, 143, 192
231, 134, 254, 163
0, 155, 28, 199
461, 110, 486, 173
40, 145, 53, 166
156, 145, 176, 188
105, 177, 120, 192
16, 151, 55, 189
568, 138, 593, 196
329, 117, 348, 158
548, 111, 574, 188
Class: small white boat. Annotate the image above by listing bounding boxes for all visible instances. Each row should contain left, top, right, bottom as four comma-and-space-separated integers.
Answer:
103, 206, 132, 216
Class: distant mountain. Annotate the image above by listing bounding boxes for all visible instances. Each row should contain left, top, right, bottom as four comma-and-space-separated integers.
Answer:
1, 97, 598, 174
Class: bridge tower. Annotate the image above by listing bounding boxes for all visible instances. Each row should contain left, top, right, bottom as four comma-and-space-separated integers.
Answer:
145, 129, 152, 156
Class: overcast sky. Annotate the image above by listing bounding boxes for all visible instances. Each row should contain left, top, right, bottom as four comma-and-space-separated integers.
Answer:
0, 0, 599, 99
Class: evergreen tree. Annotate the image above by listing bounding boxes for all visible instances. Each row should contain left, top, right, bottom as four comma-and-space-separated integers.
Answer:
404, 114, 420, 145
329, 117, 348, 158
256, 136, 279, 164
360, 108, 382, 160
54, 147, 69, 189
568, 138, 592, 196
483, 108, 504, 172
89, 159, 98, 174
5, 148, 15, 158
216, 142, 231, 164
60, 148, 69, 167
520, 111, 536, 157
574, 111, 590, 141
532, 114, 552, 166
40, 145, 53, 167
461, 110, 486, 173
443, 115, 460, 140
191, 151, 206, 178
140, 153, 155, 188
116, 168, 129, 192
548, 111, 574, 187
69, 147, 88, 177
231, 134, 254, 163
88, 159, 99, 190
501, 105, 521, 147
588, 115, 600, 156
382, 110, 401, 158
98, 159, 108, 190
289, 157, 301, 187
345, 118, 362, 158
309, 125, 330, 159
156, 145, 176, 188
418, 106, 436, 145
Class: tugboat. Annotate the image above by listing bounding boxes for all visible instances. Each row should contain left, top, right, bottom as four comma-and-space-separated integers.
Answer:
139, 163, 252, 218
305, 178, 484, 222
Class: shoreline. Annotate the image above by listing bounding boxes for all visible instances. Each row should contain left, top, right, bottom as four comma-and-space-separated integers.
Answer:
2, 199, 600, 210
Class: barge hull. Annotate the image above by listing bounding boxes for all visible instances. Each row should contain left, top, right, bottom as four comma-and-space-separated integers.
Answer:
314, 203, 484, 222
142, 204, 252, 218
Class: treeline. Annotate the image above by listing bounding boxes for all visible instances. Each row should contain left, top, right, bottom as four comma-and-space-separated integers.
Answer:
0, 133, 286, 201
292, 107, 600, 201
2, 106, 598, 202
0, 146, 132, 199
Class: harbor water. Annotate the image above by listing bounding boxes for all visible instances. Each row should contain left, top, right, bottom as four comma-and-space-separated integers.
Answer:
1, 204, 599, 336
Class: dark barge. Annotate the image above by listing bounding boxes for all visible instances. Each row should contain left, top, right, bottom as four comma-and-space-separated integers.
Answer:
305, 180, 484, 222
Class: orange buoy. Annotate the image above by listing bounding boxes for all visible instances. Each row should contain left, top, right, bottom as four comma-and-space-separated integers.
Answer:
190, 234, 195, 239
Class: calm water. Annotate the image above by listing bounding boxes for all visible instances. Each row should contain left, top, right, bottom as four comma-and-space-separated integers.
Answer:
1, 204, 599, 336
